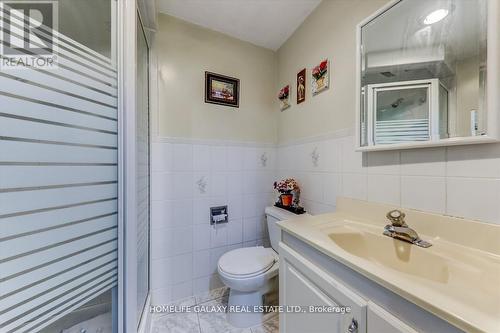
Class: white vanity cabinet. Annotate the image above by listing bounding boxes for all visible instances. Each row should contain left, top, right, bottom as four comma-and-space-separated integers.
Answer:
279, 239, 457, 333
280, 243, 367, 333
367, 302, 418, 333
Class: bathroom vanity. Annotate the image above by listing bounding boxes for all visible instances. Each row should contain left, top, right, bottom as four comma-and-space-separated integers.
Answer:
277, 198, 500, 333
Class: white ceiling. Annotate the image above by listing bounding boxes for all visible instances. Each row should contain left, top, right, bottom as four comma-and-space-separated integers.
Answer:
158, 0, 322, 50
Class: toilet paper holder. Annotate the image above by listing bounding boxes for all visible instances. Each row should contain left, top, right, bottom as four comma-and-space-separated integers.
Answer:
210, 206, 228, 225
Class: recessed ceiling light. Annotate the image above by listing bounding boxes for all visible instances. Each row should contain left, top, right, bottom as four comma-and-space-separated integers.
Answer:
423, 9, 449, 25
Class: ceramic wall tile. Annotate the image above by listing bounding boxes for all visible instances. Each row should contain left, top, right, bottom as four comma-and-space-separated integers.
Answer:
152, 135, 500, 304
342, 173, 368, 201
400, 147, 446, 176
366, 151, 400, 175
276, 134, 499, 226
152, 200, 173, 230
152, 142, 172, 172
446, 178, 500, 223
226, 146, 244, 171
211, 145, 227, 171
173, 143, 193, 172
401, 176, 446, 214
193, 144, 211, 171
367, 174, 400, 206
447, 143, 500, 178
152, 141, 275, 303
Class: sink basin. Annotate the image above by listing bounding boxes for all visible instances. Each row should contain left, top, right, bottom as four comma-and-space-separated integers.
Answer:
323, 223, 500, 318
326, 225, 449, 283
277, 199, 500, 332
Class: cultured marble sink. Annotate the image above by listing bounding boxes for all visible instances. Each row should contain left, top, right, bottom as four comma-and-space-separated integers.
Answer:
277, 198, 500, 333
326, 225, 449, 283
320, 221, 500, 311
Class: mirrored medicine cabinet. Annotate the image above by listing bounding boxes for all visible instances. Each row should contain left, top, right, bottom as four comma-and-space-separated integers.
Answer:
356, 0, 500, 151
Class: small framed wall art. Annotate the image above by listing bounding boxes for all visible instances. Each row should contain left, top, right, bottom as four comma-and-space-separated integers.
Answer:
311, 59, 329, 95
278, 85, 291, 111
205, 71, 240, 108
297, 68, 306, 104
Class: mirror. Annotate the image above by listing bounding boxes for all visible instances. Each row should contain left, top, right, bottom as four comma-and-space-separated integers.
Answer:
358, 0, 493, 149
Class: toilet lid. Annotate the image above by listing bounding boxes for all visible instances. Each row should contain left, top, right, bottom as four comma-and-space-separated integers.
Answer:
218, 247, 276, 277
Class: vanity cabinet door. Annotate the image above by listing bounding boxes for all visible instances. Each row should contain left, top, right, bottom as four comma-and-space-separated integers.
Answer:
367, 302, 418, 333
279, 243, 367, 333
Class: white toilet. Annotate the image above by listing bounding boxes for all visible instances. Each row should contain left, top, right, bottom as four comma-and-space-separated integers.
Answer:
217, 206, 310, 328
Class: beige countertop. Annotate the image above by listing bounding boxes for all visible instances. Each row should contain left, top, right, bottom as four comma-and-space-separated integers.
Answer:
277, 198, 500, 333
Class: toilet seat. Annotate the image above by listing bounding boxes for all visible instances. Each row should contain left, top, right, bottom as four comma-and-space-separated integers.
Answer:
218, 247, 277, 278
217, 206, 310, 329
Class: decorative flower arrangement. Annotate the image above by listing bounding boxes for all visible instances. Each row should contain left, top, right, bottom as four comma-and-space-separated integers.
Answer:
274, 178, 299, 194
273, 178, 304, 212
278, 85, 291, 111
278, 85, 289, 100
312, 60, 328, 80
274, 178, 301, 208
312, 59, 329, 94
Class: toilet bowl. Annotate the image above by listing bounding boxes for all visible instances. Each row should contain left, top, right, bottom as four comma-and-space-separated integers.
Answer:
217, 206, 310, 328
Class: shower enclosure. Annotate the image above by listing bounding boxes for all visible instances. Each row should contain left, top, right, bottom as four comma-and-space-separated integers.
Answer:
0, 0, 151, 332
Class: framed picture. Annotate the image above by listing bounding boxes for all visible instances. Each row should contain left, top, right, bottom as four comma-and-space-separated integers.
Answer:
297, 68, 306, 104
312, 59, 329, 95
205, 71, 240, 108
278, 85, 291, 111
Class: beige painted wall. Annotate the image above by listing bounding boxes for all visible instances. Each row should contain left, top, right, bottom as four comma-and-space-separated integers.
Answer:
155, 14, 278, 143
276, 0, 389, 143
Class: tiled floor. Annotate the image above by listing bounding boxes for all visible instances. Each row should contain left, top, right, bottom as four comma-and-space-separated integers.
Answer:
151, 287, 279, 333
59, 312, 111, 333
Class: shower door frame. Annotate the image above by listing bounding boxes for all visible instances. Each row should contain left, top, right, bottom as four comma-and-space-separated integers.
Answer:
135, 7, 152, 332
116, 0, 153, 332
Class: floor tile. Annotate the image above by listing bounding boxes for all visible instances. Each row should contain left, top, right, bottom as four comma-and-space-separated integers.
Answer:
251, 315, 279, 333
172, 296, 197, 308
152, 312, 200, 333
195, 287, 229, 304
198, 297, 251, 333
151, 288, 278, 333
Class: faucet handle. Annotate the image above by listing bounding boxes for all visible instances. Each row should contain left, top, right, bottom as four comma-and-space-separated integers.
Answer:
386, 210, 407, 227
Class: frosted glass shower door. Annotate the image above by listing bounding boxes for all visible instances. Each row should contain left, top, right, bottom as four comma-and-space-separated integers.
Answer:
0, 1, 118, 332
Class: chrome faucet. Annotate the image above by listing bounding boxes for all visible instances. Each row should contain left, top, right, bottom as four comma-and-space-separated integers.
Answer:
383, 210, 432, 248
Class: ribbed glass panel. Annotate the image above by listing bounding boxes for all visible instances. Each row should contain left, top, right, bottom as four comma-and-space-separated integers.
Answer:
0, 3, 118, 332
136, 16, 150, 326
375, 119, 430, 144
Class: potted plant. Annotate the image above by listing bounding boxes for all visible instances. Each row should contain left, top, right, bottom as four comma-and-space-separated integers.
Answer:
274, 178, 299, 207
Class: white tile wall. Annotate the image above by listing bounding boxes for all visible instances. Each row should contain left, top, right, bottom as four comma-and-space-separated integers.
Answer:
401, 176, 446, 214
446, 178, 500, 223
151, 141, 276, 304
367, 174, 400, 206
152, 135, 500, 303
277, 134, 500, 225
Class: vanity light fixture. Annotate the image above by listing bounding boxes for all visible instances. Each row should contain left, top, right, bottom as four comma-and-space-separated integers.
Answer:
423, 9, 449, 25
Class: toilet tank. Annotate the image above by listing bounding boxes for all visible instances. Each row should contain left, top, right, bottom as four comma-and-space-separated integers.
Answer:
265, 206, 309, 252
